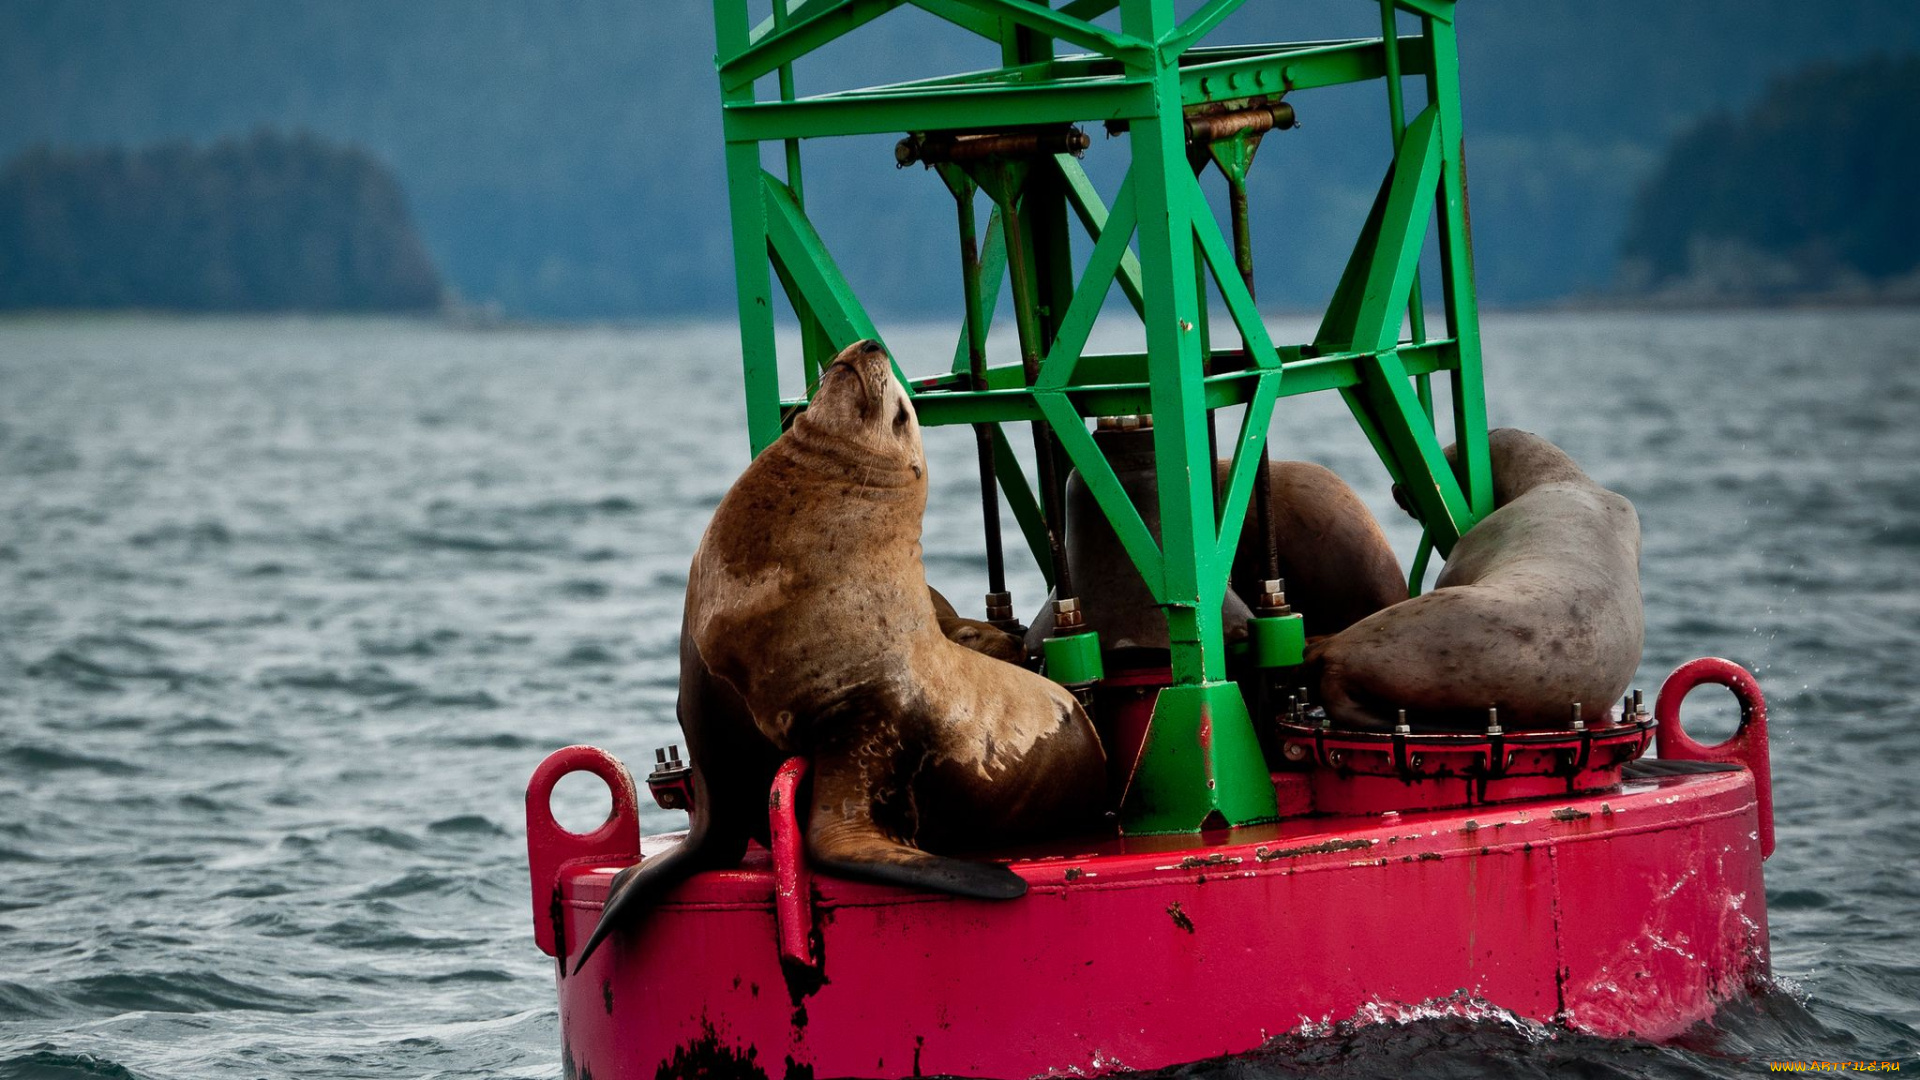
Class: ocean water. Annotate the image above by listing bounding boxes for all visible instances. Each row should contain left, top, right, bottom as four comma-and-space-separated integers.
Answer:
0, 310, 1915, 1078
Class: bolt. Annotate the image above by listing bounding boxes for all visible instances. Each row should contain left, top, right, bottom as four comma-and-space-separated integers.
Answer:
1633, 688, 1645, 716
1571, 702, 1585, 732
1283, 742, 1307, 762
1486, 706, 1503, 737
1394, 709, 1411, 735
1410, 754, 1424, 768
1327, 750, 1344, 767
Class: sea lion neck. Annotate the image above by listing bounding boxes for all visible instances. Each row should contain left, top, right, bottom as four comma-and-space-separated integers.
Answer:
780, 416, 925, 493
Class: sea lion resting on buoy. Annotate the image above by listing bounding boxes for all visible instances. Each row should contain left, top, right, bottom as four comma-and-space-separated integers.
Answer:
1309, 428, 1643, 731
575, 341, 1106, 970
1023, 454, 1406, 654
929, 587, 1025, 663
1215, 459, 1406, 638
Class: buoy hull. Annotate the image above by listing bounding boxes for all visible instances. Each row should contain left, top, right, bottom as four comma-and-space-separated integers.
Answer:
549, 764, 1767, 1079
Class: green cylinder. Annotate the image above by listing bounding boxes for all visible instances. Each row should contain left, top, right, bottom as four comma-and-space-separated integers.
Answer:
1043, 631, 1105, 687
1248, 614, 1306, 669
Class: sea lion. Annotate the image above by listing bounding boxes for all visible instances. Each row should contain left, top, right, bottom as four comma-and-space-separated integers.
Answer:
929, 586, 1025, 664
574, 340, 1107, 970
1308, 428, 1643, 731
1022, 451, 1403, 659
1216, 459, 1406, 638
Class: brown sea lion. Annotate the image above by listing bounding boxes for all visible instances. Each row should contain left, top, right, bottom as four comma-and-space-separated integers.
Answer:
1216, 459, 1406, 638
574, 341, 1107, 970
1309, 428, 1643, 731
929, 587, 1025, 664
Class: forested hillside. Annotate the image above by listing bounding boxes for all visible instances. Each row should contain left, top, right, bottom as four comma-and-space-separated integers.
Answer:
0, 131, 442, 312
3, 2, 1917, 316
1621, 55, 1920, 303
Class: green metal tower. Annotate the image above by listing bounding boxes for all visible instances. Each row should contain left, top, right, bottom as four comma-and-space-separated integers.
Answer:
712, 0, 1494, 834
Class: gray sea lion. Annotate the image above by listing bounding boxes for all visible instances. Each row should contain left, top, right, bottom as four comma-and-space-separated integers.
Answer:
574, 341, 1106, 970
1216, 459, 1406, 638
1309, 428, 1643, 731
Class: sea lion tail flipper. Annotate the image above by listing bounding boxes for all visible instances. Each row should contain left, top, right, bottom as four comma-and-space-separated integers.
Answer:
570, 763, 749, 974
805, 761, 1025, 900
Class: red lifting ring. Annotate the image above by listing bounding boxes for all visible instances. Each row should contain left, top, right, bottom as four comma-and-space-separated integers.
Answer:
1654, 658, 1774, 859
526, 745, 641, 958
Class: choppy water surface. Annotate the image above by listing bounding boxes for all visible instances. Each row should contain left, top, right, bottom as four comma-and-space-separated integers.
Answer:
0, 311, 1915, 1078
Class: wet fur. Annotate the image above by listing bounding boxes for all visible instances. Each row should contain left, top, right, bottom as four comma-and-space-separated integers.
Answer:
1309, 429, 1643, 731
1217, 459, 1406, 637
574, 343, 1104, 970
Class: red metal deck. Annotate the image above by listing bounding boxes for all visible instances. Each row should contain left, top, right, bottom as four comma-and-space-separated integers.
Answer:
541, 763, 1766, 1078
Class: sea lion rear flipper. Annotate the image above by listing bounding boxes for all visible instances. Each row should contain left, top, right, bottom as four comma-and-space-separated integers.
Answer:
570, 760, 751, 973
806, 758, 1026, 900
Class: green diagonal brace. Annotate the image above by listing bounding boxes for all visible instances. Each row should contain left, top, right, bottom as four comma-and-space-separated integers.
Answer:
914, 0, 1149, 61
1038, 173, 1137, 391
1057, 156, 1147, 319
949, 205, 1008, 375
763, 173, 911, 387
1034, 392, 1164, 594
1213, 370, 1281, 567
724, 0, 900, 91
1356, 347, 1474, 551
1350, 104, 1441, 353
1189, 170, 1281, 371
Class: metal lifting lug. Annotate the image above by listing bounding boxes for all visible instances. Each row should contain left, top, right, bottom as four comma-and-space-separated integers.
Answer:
646, 744, 693, 812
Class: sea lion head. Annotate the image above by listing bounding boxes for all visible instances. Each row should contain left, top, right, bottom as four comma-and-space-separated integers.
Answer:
1392, 428, 1596, 515
796, 339, 924, 481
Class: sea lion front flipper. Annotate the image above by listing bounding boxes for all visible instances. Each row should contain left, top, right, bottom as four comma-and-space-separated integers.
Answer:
805, 754, 1026, 900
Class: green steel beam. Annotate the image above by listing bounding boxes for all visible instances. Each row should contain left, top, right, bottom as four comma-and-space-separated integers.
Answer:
1180, 36, 1431, 104
1036, 173, 1137, 390
723, 78, 1154, 141
1392, 0, 1454, 25
920, 0, 1148, 61
722, 0, 900, 92
948, 205, 1008, 376
1059, 0, 1118, 18
1212, 369, 1281, 568
761, 173, 883, 350
1159, 0, 1246, 63
1056, 155, 1147, 318
717, 0, 784, 454
906, 0, 1005, 38
991, 425, 1054, 588
1035, 392, 1164, 591
1425, 14, 1492, 519
1126, 0, 1223, 688
893, 341, 1456, 426
1189, 169, 1281, 372
1356, 347, 1473, 550
1350, 104, 1441, 353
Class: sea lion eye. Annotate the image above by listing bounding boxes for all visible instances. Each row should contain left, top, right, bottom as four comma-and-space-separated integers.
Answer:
893, 404, 910, 432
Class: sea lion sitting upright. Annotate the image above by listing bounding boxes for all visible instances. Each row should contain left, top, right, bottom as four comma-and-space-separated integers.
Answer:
1309, 428, 1643, 731
574, 340, 1107, 970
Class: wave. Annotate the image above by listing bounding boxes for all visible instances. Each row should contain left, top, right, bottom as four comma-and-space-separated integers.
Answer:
0, 1048, 146, 1080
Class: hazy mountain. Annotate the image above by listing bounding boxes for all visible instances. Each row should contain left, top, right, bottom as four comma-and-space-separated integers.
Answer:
1620, 54, 1920, 304
0, 131, 442, 312
3, 2, 1917, 318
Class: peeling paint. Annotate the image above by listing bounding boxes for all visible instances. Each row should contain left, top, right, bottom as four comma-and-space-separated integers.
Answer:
1166, 901, 1196, 934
